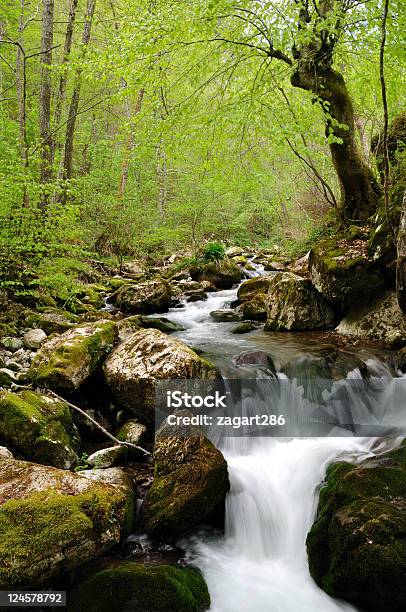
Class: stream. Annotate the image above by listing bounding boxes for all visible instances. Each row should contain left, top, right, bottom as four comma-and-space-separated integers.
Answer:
150, 268, 404, 612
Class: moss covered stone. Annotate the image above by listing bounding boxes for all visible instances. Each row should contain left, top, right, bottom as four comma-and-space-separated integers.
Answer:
264, 272, 335, 331
113, 279, 172, 315
0, 458, 134, 588
68, 562, 210, 612
237, 276, 273, 321
0, 390, 79, 468
143, 418, 229, 538
190, 259, 242, 289
309, 235, 385, 310
306, 443, 406, 611
29, 320, 118, 391
25, 309, 80, 335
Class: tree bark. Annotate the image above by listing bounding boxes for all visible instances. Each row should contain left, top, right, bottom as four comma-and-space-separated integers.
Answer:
51, 0, 79, 165
62, 0, 96, 184
39, 0, 54, 205
290, 0, 380, 221
16, 1, 29, 206
117, 89, 145, 199
396, 191, 406, 312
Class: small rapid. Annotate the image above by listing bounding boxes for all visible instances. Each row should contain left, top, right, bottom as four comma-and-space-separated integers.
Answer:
154, 267, 404, 612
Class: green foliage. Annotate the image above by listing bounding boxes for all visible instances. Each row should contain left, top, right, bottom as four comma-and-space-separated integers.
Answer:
202, 242, 225, 262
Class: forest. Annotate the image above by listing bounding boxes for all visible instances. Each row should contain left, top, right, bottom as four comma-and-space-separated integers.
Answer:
0, 1, 405, 611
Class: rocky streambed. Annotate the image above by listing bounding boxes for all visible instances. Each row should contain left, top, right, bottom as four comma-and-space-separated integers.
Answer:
0, 240, 405, 611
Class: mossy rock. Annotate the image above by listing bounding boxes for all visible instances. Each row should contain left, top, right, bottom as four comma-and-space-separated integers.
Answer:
68, 562, 210, 612
309, 235, 385, 310
0, 458, 134, 588
143, 420, 229, 538
25, 309, 80, 335
0, 390, 79, 469
29, 320, 118, 391
189, 259, 242, 289
113, 280, 172, 315
264, 272, 335, 331
237, 276, 273, 321
306, 443, 406, 611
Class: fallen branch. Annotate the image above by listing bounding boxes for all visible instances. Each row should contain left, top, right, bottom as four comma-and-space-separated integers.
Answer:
46, 389, 152, 459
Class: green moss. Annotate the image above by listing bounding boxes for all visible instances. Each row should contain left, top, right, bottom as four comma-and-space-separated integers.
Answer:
0, 390, 79, 468
68, 563, 210, 612
0, 485, 132, 587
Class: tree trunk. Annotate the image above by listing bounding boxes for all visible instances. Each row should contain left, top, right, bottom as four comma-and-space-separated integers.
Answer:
156, 139, 167, 217
289, 0, 380, 221
62, 0, 96, 184
39, 0, 54, 205
117, 89, 145, 199
396, 191, 406, 312
16, 0, 29, 206
51, 0, 78, 165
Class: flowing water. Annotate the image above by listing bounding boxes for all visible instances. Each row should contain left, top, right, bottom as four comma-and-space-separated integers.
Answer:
151, 269, 404, 612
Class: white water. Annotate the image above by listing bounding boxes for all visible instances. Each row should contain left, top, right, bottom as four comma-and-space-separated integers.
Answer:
154, 267, 403, 612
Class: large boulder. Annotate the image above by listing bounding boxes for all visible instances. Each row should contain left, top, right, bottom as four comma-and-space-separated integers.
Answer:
143, 416, 229, 538
309, 235, 385, 310
0, 390, 79, 469
103, 329, 218, 423
307, 443, 406, 612
237, 276, 273, 320
264, 272, 335, 331
29, 320, 118, 391
25, 308, 80, 335
0, 458, 133, 588
68, 563, 210, 612
336, 291, 406, 348
113, 279, 172, 314
190, 259, 242, 289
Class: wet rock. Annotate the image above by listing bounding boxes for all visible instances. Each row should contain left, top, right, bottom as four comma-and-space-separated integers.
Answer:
265, 272, 335, 331
68, 562, 210, 612
143, 415, 229, 538
0, 389, 80, 469
231, 322, 256, 334
0, 458, 133, 588
307, 443, 406, 612
264, 260, 286, 272
336, 291, 406, 348
78, 467, 134, 493
234, 351, 277, 375
287, 252, 310, 276
190, 259, 242, 289
225, 246, 245, 257
210, 309, 243, 322
186, 290, 208, 302
87, 446, 126, 469
23, 329, 47, 350
103, 329, 217, 424
237, 276, 273, 321
139, 316, 185, 334
29, 320, 118, 391
113, 279, 172, 315
309, 235, 385, 310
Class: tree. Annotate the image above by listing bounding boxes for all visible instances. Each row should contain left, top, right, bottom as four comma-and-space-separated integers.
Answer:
39, 0, 54, 204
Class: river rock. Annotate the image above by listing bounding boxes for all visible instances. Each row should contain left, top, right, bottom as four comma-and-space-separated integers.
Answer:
0, 368, 17, 387
113, 279, 172, 314
237, 276, 273, 320
103, 329, 217, 423
78, 467, 134, 492
23, 328, 47, 350
25, 308, 80, 334
265, 272, 335, 331
0, 337, 23, 352
190, 259, 242, 289
0, 389, 80, 469
29, 320, 118, 391
186, 290, 208, 302
225, 246, 245, 257
336, 291, 406, 348
68, 562, 210, 612
309, 235, 385, 310
231, 322, 256, 334
139, 316, 185, 333
0, 446, 13, 459
234, 351, 277, 375
0, 458, 133, 588
87, 446, 126, 469
143, 415, 229, 537
307, 442, 406, 611
210, 309, 243, 322
117, 419, 147, 446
